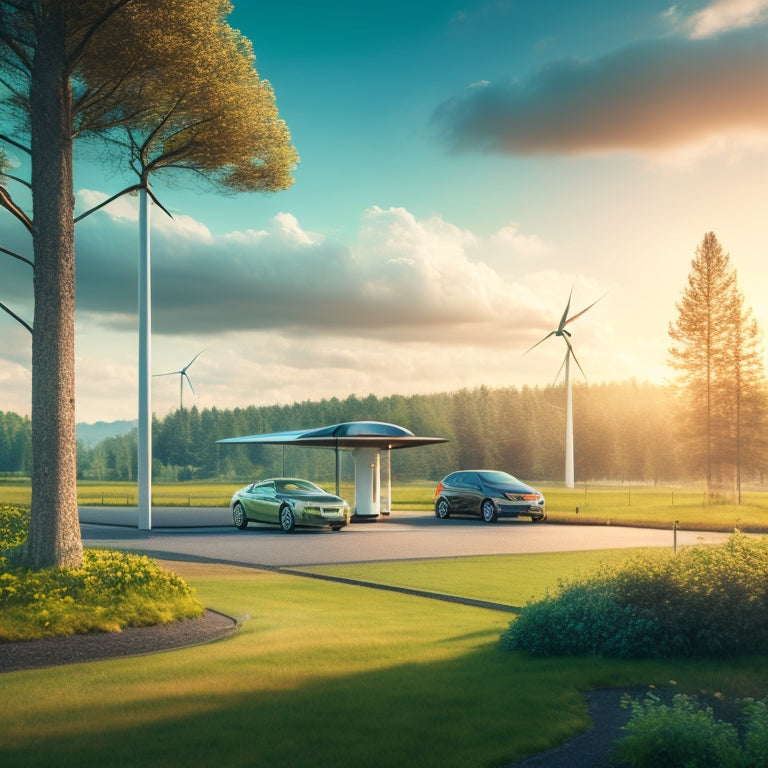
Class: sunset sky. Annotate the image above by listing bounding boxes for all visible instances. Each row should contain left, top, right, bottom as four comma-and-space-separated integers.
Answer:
3, 0, 768, 424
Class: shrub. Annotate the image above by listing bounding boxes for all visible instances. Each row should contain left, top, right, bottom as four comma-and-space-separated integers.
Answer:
501, 532, 768, 658
0, 504, 29, 551
499, 583, 666, 658
612, 691, 743, 768
1, 545, 204, 641
612, 691, 768, 768
742, 697, 768, 768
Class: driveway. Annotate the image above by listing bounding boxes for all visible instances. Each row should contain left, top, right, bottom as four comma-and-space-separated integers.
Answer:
80, 507, 732, 568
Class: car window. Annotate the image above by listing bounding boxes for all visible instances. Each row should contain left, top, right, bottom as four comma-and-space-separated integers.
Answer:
480, 471, 518, 485
452, 472, 478, 488
276, 480, 319, 494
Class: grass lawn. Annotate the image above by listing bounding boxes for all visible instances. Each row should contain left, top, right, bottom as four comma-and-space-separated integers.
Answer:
5, 479, 768, 532
2, 554, 768, 767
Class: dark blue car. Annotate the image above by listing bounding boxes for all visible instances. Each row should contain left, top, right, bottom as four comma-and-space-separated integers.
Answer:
433, 470, 546, 523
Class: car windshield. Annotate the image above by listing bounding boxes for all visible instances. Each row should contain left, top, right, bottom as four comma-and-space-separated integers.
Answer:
274, 479, 323, 494
479, 471, 520, 485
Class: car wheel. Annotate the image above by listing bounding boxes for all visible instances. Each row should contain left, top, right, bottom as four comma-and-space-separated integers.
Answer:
531, 513, 547, 523
233, 502, 248, 530
481, 499, 498, 523
435, 498, 451, 519
331, 525, 343, 532
279, 505, 296, 533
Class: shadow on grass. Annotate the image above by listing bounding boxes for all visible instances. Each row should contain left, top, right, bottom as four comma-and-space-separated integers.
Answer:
0, 646, 629, 768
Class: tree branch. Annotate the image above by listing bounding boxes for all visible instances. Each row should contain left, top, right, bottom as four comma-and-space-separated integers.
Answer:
0, 133, 31, 155
0, 185, 32, 232
66, 0, 135, 71
0, 299, 32, 333
1, 243, 33, 267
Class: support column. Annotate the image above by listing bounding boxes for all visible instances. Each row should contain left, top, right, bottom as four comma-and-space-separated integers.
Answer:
137, 187, 152, 529
351, 448, 380, 518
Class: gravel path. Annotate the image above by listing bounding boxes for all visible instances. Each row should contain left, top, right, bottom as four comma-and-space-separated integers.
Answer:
0, 609, 236, 673
507, 686, 642, 767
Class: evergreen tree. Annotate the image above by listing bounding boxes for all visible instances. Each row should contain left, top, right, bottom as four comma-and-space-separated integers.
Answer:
668, 232, 765, 499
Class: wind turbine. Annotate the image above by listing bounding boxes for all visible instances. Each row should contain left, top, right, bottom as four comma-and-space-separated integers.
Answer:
525, 289, 603, 488
154, 351, 203, 410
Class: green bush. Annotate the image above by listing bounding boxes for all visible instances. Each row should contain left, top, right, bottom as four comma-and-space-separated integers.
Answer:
0, 549, 204, 641
742, 697, 768, 768
499, 583, 665, 657
0, 504, 204, 641
612, 691, 768, 768
0, 504, 29, 550
501, 532, 768, 658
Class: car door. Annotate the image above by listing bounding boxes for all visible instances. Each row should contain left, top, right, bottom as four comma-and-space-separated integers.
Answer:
446, 472, 480, 514
456, 472, 482, 514
241, 481, 281, 524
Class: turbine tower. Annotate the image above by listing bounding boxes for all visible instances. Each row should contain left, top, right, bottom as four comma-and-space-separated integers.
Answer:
525, 289, 602, 488
154, 351, 203, 410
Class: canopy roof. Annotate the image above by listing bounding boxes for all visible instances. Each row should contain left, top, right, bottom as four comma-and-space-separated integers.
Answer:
217, 421, 448, 450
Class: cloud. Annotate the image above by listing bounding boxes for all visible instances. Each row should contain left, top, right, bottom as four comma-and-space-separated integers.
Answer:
687, 0, 768, 38
68, 196, 556, 346
432, 27, 768, 157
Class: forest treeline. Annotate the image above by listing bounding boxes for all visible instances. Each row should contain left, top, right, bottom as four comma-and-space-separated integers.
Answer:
4, 378, 759, 486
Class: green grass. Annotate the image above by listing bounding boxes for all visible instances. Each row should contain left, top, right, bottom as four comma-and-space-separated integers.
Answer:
4, 479, 768, 531
297, 549, 638, 607
2, 555, 768, 767
3, 479, 768, 532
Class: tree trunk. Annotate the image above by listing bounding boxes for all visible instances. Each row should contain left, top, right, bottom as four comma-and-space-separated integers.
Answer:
24, 4, 82, 569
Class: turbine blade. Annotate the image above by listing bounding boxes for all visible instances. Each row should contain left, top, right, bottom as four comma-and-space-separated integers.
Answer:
153, 370, 181, 377
562, 335, 587, 378
554, 350, 568, 383
523, 330, 557, 355
183, 350, 204, 373
183, 372, 196, 396
563, 293, 606, 327
557, 288, 574, 331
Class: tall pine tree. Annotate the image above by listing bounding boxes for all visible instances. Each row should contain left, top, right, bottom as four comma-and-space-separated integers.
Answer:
668, 232, 766, 500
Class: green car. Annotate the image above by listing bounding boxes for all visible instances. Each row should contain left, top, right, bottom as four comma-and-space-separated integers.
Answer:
230, 477, 350, 533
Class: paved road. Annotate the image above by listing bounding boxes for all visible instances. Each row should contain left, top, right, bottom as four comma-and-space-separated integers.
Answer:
80, 507, 732, 568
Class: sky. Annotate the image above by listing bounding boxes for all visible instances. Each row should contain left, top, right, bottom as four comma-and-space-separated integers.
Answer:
3, 0, 768, 425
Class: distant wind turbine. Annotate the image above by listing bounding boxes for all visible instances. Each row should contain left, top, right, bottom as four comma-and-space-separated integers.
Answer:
525, 289, 603, 488
154, 351, 203, 410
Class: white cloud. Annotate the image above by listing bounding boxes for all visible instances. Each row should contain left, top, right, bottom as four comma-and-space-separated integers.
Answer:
687, 0, 768, 38
490, 222, 549, 255
5, 195, 617, 422
68, 198, 560, 346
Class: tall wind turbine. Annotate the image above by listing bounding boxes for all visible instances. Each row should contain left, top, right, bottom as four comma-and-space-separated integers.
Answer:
525, 289, 603, 488
154, 351, 203, 410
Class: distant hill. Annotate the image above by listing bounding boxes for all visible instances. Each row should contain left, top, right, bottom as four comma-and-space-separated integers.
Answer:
76, 420, 137, 448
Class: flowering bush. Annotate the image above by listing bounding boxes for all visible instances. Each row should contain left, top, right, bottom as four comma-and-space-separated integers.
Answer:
501, 532, 768, 658
0, 504, 29, 551
0, 505, 204, 641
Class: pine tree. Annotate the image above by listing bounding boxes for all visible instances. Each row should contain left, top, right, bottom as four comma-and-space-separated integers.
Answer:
668, 232, 766, 500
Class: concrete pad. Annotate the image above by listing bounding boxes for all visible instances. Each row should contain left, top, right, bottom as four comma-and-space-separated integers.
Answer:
79, 506, 232, 528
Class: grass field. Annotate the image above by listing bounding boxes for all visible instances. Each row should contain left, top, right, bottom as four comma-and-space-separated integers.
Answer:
2, 553, 768, 768
2, 478, 768, 531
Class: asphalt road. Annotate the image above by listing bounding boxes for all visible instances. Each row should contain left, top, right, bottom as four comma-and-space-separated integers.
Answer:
79, 507, 732, 568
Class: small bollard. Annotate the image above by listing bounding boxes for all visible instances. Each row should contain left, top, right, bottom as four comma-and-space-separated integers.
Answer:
575, 506, 579, 514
